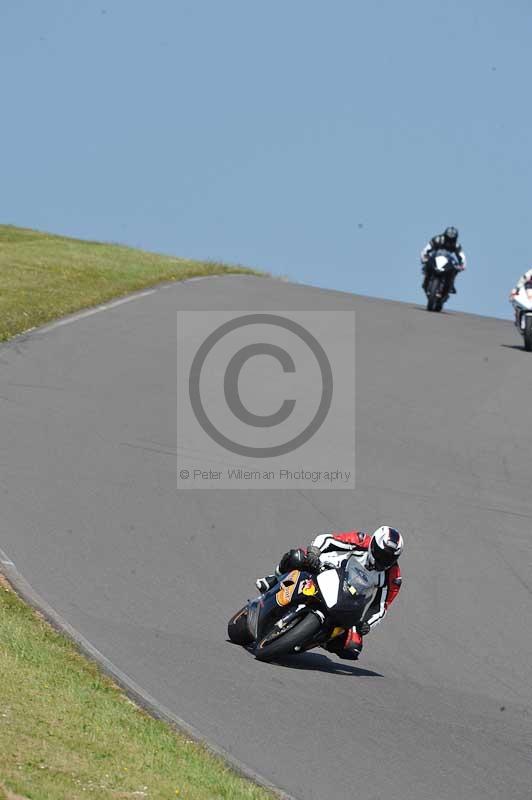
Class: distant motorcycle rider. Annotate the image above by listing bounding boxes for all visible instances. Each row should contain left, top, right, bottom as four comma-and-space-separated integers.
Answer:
510, 268, 532, 298
255, 526, 403, 660
509, 268, 532, 324
421, 226, 466, 295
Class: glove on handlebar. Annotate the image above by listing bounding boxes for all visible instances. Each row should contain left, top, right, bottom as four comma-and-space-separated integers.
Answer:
304, 545, 322, 573
279, 546, 321, 574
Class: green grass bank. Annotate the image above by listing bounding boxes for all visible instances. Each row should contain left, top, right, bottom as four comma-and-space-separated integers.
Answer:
0, 225, 262, 341
0, 577, 272, 800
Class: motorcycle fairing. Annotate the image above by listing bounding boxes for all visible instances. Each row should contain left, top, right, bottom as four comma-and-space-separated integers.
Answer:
317, 568, 340, 608
275, 569, 300, 607
247, 570, 314, 641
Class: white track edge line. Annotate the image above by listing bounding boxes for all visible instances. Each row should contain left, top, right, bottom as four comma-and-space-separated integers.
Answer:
0, 547, 15, 566
1, 274, 263, 345
42, 290, 157, 332
0, 548, 298, 800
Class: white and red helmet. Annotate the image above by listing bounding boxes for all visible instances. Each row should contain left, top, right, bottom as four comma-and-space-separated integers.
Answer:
367, 526, 404, 571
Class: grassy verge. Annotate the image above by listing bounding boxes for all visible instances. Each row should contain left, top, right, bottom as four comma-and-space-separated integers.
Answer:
0, 225, 263, 341
0, 226, 271, 798
0, 576, 272, 800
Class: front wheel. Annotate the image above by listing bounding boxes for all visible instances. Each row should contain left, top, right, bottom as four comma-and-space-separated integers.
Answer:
427, 294, 444, 312
524, 316, 532, 351
255, 612, 322, 662
426, 277, 441, 312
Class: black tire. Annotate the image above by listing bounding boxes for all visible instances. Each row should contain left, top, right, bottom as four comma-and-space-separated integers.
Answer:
426, 278, 437, 311
434, 297, 443, 312
524, 317, 532, 352
255, 612, 322, 662
227, 606, 254, 645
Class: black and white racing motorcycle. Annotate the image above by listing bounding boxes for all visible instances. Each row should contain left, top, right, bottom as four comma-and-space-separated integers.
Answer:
424, 249, 460, 312
511, 282, 532, 351
227, 556, 374, 661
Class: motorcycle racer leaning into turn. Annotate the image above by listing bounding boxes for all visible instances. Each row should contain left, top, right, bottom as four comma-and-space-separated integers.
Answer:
255, 526, 403, 661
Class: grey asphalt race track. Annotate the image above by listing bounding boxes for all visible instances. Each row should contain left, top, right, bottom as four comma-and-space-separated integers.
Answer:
1, 277, 531, 800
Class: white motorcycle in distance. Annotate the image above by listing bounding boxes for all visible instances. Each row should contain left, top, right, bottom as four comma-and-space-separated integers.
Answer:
424, 249, 460, 312
511, 282, 532, 351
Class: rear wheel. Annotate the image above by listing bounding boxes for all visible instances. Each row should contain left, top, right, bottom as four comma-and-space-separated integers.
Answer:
524, 316, 532, 351
227, 606, 254, 645
255, 612, 322, 662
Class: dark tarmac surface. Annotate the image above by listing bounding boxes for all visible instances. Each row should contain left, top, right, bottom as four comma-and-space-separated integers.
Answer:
1, 276, 531, 799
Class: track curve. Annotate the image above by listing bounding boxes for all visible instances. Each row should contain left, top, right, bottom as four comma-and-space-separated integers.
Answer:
1, 277, 531, 799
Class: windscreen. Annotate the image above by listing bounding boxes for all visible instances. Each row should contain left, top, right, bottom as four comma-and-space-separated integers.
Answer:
340, 557, 376, 612
316, 556, 379, 628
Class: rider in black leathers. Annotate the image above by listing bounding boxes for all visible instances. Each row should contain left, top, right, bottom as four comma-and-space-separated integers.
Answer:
421, 226, 466, 295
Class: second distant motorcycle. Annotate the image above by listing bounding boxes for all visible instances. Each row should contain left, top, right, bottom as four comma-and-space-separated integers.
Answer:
423, 249, 461, 312
510, 269, 532, 351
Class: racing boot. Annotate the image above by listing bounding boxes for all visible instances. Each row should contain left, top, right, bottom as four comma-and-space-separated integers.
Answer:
323, 629, 363, 660
255, 574, 277, 593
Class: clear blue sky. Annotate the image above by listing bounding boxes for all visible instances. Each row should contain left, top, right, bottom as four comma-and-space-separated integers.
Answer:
2, 1, 530, 318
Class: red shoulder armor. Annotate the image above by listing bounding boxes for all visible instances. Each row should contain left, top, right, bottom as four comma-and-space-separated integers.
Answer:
333, 530, 371, 549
